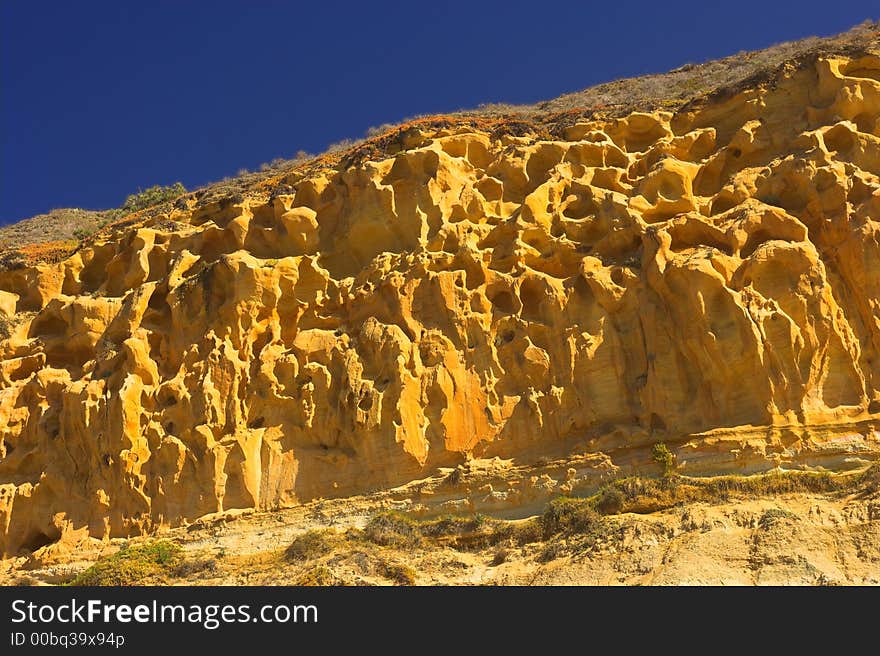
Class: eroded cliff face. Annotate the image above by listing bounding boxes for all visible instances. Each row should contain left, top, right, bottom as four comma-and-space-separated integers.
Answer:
2, 54, 880, 555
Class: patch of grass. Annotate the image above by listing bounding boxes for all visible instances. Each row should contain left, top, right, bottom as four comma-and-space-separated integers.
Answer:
485, 497, 615, 560
363, 512, 422, 548
0, 209, 107, 251
491, 547, 510, 565
361, 511, 499, 550
487, 517, 548, 547
584, 467, 870, 517
120, 183, 186, 214
538, 541, 566, 562
295, 565, 337, 586
859, 464, 880, 495
0, 249, 28, 271
69, 541, 182, 586
488, 497, 610, 550
416, 514, 503, 551
171, 556, 218, 578
417, 514, 490, 537
378, 560, 417, 585
510, 521, 543, 545
758, 508, 799, 530
598, 476, 700, 514
431, 514, 504, 551
540, 497, 603, 537
0, 183, 186, 254
285, 529, 339, 562
702, 470, 847, 497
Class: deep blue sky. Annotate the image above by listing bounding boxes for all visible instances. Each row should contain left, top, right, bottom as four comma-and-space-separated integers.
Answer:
1, 1, 877, 224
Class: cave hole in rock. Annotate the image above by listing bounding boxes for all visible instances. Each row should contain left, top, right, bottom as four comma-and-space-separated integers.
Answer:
519, 279, 546, 322
488, 287, 518, 314
19, 528, 61, 554
852, 112, 876, 134
28, 313, 67, 339
78, 245, 116, 293
741, 228, 792, 259
669, 224, 734, 255
823, 124, 856, 153
710, 195, 739, 215
840, 58, 880, 82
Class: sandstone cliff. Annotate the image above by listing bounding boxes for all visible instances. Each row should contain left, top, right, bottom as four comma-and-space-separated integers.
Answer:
3, 47, 880, 556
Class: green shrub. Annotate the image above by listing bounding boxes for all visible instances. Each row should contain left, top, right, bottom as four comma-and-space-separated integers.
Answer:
538, 541, 566, 562
758, 508, 798, 530
69, 541, 182, 586
486, 517, 541, 546
593, 485, 625, 515
540, 497, 603, 537
510, 520, 544, 545
470, 497, 615, 559
417, 514, 489, 538
652, 442, 676, 477
120, 182, 186, 214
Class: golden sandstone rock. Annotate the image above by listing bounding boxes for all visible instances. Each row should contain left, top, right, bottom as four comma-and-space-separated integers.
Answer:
3, 54, 880, 555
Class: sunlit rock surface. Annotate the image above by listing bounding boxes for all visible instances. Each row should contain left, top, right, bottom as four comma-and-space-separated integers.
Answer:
2, 54, 880, 554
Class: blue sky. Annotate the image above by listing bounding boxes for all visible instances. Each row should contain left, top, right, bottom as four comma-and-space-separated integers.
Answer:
1, 0, 877, 224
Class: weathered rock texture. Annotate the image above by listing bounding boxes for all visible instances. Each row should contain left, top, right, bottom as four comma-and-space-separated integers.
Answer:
3, 54, 880, 555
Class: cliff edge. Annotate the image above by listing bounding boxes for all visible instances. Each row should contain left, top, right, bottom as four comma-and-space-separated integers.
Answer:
2, 38, 880, 557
